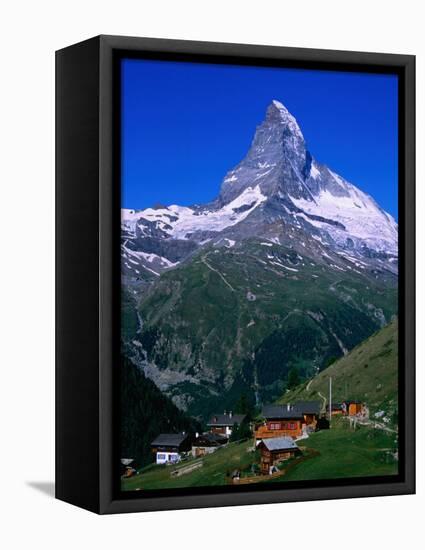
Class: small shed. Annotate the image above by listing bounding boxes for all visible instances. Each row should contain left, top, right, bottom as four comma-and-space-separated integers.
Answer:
191, 432, 228, 457
120, 458, 136, 477
258, 436, 300, 475
348, 401, 363, 416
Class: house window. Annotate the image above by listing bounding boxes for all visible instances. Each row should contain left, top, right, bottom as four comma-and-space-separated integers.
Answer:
289, 423, 296, 430
270, 423, 280, 430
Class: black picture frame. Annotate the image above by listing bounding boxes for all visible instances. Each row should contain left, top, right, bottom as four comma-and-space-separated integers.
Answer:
56, 35, 415, 514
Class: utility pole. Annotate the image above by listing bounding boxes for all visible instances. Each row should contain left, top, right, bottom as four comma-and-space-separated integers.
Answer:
329, 376, 332, 427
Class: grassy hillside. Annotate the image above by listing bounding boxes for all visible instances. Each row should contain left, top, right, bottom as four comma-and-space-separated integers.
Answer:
269, 417, 398, 482
122, 439, 256, 491
278, 319, 398, 423
122, 417, 398, 492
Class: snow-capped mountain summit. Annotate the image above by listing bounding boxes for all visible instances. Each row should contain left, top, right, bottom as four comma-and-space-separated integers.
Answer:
121, 100, 397, 281
217, 99, 397, 254
219, 99, 307, 205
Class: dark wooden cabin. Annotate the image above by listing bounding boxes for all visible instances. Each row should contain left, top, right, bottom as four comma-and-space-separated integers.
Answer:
191, 432, 228, 457
150, 433, 192, 464
258, 436, 300, 475
207, 412, 246, 437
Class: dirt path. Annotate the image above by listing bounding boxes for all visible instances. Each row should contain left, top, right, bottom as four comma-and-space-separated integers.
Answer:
358, 419, 398, 434
202, 254, 235, 291
317, 390, 327, 413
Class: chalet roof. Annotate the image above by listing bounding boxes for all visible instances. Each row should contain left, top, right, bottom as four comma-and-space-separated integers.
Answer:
261, 405, 304, 420
293, 400, 321, 415
193, 433, 228, 446
151, 433, 189, 447
261, 401, 320, 419
261, 436, 299, 452
207, 413, 246, 427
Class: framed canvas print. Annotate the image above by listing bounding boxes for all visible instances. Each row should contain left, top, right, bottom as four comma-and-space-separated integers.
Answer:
56, 35, 415, 514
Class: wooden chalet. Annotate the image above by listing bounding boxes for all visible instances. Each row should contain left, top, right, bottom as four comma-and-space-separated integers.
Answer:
150, 433, 192, 465
191, 432, 228, 457
255, 405, 304, 441
254, 401, 321, 442
207, 411, 246, 437
258, 436, 300, 475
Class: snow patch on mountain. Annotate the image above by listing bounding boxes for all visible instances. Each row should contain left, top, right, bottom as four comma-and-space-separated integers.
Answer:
137, 251, 179, 268
123, 185, 267, 240
121, 240, 180, 275
310, 162, 320, 179
291, 171, 398, 253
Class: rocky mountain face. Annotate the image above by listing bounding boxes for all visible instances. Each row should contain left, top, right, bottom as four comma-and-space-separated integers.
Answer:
121, 100, 398, 419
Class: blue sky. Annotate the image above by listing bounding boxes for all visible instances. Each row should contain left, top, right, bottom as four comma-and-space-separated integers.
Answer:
121, 58, 398, 219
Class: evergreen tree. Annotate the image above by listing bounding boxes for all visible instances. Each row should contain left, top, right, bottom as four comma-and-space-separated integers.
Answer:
287, 367, 300, 390
120, 355, 200, 466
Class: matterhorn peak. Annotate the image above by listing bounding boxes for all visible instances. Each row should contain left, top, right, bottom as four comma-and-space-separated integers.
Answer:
265, 99, 304, 139
218, 99, 308, 204
268, 99, 291, 116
